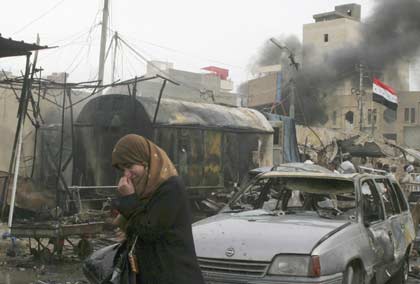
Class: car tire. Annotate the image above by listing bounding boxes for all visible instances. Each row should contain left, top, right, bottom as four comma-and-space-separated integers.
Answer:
343, 264, 363, 284
387, 256, 409, 284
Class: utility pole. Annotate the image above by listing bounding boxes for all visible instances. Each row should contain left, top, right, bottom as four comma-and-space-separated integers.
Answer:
111, 31, 118, 83
270, 38, 299, 119
289, 81, 296, 119
98, 0, 109, 91
371, 108, 376, 137
358, 63, 364, 132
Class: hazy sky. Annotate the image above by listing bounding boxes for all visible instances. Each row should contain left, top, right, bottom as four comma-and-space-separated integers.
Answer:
0, 0, 377, 88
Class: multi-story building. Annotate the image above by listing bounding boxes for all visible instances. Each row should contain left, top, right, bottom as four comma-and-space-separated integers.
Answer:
108, 61, 238, 106
303, 3, 418, 147
397, 91, 420, 148
303, 4, 362, 68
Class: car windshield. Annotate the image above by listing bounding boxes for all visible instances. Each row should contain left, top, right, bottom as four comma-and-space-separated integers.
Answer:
224, 176, 357, 220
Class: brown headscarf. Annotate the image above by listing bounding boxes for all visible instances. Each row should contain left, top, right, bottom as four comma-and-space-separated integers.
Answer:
112, 134, 178, 199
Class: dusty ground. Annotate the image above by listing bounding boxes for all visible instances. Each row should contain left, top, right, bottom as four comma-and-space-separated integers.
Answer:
0, 262, 86, 284
0, 222, 90, 284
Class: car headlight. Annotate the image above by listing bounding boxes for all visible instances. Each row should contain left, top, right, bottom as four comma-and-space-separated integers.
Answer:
268, 255, 320, 277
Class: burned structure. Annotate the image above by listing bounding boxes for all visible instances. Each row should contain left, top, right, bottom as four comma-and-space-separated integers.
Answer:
0, 35, 50, 218
73, 94, 273, 203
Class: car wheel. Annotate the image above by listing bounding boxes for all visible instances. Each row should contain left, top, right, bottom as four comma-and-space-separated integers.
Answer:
387, 256, 409, 284
343, 264, 363, 284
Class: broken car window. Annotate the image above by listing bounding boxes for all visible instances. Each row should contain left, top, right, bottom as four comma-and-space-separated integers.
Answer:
361, 180, 384, 224
375, 179, 399, 217
225, 177, 356, 220
392, 182, 409, 212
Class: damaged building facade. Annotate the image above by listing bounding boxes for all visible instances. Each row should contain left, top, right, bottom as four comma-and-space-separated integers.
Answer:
304, 3, 419, 147
244, 3, 420, 150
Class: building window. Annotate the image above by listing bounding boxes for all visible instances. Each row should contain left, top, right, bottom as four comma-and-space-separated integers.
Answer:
383, 109, 396, 123
332, 111, 337, 125
411, 108, 416, 124
324, 34, 329, 42
345, 111, 354, 124
273, 127, 280, 145
404, 108, 410, 123
405, 107, 417, 124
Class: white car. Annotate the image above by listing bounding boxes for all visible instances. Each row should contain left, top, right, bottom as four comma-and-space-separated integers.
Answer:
193, 165, 414, 284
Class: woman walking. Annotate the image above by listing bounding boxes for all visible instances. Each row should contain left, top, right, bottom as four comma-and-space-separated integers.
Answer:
111, 134, 204, 284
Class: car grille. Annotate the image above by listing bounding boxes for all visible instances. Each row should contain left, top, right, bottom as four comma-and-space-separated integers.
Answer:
198, 257, 270, 277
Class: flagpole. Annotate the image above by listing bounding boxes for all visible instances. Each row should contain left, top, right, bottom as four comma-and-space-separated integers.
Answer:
371, 78, 375, 137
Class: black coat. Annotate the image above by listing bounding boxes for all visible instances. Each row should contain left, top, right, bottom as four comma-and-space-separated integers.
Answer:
114, 176, 205, 284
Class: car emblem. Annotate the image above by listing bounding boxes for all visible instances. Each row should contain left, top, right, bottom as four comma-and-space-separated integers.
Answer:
225, 247, 235, 257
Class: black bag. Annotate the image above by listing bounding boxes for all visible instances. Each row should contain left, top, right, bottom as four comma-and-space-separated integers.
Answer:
83, 242, 130, 284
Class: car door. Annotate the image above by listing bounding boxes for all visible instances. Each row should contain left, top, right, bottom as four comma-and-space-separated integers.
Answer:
374, 179, 406, 262
360, 178, 394, 284
391, 181, 415, 252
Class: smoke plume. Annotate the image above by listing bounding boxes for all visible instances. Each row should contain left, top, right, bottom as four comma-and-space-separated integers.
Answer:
244, 0, 420, 125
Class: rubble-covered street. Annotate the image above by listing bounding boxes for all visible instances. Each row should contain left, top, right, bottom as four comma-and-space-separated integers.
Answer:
0, 222, 86, 284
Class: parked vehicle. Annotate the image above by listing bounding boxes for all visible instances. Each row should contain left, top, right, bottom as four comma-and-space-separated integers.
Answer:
193, 165, 414, 283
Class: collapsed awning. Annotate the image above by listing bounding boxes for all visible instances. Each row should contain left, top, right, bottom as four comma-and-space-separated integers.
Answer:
397, 148, 420, 165
0, 34, 49, 58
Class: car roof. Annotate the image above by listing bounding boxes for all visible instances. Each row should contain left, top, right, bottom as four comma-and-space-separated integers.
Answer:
256, 163, 393, 182
260, 171, 356, 181
249, 163, 332, 175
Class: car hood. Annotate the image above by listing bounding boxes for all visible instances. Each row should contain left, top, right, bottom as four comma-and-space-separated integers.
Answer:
193, 210, 350, 261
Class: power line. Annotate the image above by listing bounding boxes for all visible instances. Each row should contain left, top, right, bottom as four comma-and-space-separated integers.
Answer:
12, 0, 68, 36
118, 35, 220, 96
120, 43, 136, 79
113, 29, 245, 70
39, 29, 97, 61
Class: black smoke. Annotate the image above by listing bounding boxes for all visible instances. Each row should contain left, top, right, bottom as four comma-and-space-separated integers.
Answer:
243, 0, 420, 125
361, 0, 420, 68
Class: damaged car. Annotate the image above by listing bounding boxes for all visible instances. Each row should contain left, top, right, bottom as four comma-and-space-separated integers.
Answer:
193, 167, 415, 284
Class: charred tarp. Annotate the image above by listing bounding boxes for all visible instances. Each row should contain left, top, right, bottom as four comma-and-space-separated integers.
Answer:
0, 35, 49, 58
338, 135, 390, 157
73, 94, 273, 200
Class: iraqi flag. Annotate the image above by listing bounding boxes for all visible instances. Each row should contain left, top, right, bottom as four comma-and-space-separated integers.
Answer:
372, 78, 398, 110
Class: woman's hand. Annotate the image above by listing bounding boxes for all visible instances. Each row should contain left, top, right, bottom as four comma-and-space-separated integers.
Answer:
118, 176, 135, 196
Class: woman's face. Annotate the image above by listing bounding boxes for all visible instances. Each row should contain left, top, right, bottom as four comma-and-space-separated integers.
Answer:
122, 164, 146, 180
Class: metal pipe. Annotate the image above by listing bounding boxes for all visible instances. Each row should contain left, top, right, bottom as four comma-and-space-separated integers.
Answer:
1, 54, 31, 218
55, 77, 67, 217
7, 126, 23, 232
67, 88, 75, 174
358, 63, 364, 132
153, 79, 167, 124
68, 186, 118, 190
111, 32, 118, 83
97, 0, 109, 91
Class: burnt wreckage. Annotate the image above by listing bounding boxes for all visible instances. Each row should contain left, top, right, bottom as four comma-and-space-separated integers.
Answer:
72, 94, 274, 208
